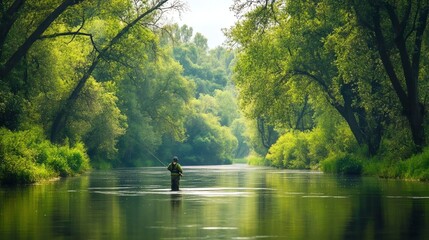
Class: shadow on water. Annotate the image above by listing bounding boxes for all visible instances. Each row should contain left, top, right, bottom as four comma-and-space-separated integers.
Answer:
340, 177, 385, 239
336, 176, 429, 240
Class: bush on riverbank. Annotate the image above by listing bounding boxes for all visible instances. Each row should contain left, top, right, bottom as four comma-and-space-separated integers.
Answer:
246, 154, 270, 166
373, 147, 429, 181
320, 153, 363, 175
320, 148, 429, 181
0, 127, 90, 184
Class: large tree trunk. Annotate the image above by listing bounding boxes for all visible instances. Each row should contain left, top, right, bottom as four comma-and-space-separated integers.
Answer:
335, 101, 383, 156
50, 56, 100, 143
256, 117, 277, 150
50, 0, 168, 143
370, 2, 428, 151
0, 0, 26, 59
295, 71, 383, 156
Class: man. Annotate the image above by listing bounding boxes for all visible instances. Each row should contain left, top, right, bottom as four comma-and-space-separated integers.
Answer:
167, 156, 183, 191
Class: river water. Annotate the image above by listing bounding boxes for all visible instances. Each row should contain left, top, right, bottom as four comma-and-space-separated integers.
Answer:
1, 164, 429, 239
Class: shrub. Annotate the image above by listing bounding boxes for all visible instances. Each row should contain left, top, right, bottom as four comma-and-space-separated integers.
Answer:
0, 127, 90, 184
247, 154, 269, 166
321, 153, 363, 175
266, 131, 314, 169
366, 148, 429, 181
399, 148, 429, 181
0, 155, 52, 184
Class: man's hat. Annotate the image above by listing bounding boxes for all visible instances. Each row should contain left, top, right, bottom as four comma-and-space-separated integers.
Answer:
173, 156, 178, 162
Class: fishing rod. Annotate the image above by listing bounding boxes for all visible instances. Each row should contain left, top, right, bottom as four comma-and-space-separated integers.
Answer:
142, 144, 183, 178
142, 144, 167, 167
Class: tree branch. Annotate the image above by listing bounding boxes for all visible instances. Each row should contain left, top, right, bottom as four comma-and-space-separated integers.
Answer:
0, 0, 83, 78
0, 0, 26, 59
372, 5, 408, 107
289, 69, 344, 113
39, 31, 101, 53
411, 4, 428, 83
50, 0, 169, 143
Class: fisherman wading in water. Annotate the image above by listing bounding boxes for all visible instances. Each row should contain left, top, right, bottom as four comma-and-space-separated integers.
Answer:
167, 156, 183, 191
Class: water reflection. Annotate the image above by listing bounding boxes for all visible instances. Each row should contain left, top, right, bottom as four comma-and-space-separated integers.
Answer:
1, 165, 429, 239
170, 193, 182, 219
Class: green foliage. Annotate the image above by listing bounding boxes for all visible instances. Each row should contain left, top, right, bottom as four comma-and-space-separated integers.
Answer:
180, 111, 238, 165
240, 120, 264, 156
321, 153, 363, 175
38, 141, 90, 177
116, 43, 194, 166
232, 158, 248, 164
246, 153, 270, 166
230, 117, 250, 158
0, 84, 23, 130
265, 107, 358, 170
402, 151, 429, 181
78, 80, 126, 162
0, 127, 89, 184
374, 148, 429, 181
267, 131, 320, 169
228, 0, 428, 160
164, 24, 231, 96
0, 0, 187, 170
0, 0, 247, 173
153, 24, 248, 165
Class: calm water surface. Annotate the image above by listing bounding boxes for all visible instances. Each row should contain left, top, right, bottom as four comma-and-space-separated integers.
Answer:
1, 164, 429, 239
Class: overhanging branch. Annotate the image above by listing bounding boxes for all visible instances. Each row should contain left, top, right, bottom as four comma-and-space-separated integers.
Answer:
39, 31, 101, 53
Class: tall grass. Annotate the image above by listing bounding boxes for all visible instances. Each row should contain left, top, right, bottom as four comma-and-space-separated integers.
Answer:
375, 148, 429, 181
247, 155, 270, 166
320, 153, 363, 175
320, 148, 429, 181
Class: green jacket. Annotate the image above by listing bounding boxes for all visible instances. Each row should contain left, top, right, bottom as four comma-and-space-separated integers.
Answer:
167, 162, 183, 176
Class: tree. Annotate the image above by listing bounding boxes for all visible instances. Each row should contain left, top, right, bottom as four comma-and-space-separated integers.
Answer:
174, 106, 238, 165
351, 0, 429, 151
164, 24, 229, 96
116, 46, 194, 166
157, 24, 246, 164
228, 0, 393, 156
0, 0, 193, 167
0, 0, 84, 78
50, 0, 171, 143
0, 0, 88, 130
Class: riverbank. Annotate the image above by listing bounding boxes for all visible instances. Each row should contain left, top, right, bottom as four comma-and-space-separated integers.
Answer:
247, 148, 429, 182
2, 127, 428, 185
320, 148, 429, 181
364, 148, 429, 181
0, 128, 90, 185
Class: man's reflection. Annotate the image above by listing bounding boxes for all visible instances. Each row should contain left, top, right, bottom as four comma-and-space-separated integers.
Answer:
170, 193, 182, 219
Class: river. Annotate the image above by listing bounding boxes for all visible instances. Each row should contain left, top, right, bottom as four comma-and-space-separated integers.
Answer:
1, 164, 429, 239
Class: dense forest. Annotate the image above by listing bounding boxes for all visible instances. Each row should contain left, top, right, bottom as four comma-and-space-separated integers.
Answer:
1, 0, 429, 184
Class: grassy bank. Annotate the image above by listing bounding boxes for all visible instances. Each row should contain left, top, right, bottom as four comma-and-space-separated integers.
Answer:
248, 148, 429, 181
246, 155, 270, 166
320, 148, 429, 181
368, 149, 429, 181
0, 128, 90, 185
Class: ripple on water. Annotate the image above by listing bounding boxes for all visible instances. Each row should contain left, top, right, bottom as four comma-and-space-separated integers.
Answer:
302, 195, 349, 199
387, 196, 429, 199
86, 187, 274, 197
